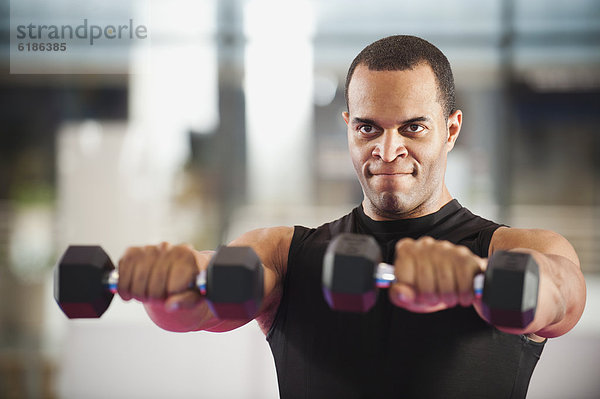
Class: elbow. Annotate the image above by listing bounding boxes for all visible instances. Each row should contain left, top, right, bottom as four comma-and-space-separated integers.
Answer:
536, 267, 587, 338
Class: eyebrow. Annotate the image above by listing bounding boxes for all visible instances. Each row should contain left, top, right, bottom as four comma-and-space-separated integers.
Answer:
351, 116, 432, 126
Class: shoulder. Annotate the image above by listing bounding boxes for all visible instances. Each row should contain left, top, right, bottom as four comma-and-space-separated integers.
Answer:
229, 226, 295, 273
233, 225, 295, 245
490, 226, 579, 265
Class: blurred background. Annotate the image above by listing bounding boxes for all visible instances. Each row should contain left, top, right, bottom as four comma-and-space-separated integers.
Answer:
1, 0, 599, 397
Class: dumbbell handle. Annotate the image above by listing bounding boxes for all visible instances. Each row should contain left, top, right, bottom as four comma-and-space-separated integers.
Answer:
102, 269, 208, 296
374, 262, 485, 298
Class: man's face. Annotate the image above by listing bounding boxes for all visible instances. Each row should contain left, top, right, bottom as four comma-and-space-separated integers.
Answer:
343, 63, 461, 220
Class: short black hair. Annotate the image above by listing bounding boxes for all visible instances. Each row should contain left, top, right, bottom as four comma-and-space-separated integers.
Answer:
344, 35, 456, 118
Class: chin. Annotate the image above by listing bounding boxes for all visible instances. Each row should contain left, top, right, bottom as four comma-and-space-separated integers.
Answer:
371, 192, 413, 217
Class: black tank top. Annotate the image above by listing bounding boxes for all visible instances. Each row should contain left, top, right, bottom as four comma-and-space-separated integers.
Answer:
267, 200, 545, 399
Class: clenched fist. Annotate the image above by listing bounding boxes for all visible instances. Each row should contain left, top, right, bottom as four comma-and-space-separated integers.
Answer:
117, 242, 213, 311
389, 236, 486, 313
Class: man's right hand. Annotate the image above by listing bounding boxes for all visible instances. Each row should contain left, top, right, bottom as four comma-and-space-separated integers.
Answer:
115, 227, 293, 334
117, 242, 213, 313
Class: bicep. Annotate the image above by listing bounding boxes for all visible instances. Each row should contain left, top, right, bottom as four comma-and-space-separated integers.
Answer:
489, 227, 585, 338
490, 226, 580, 266
205, 226, 294, 333
228, 225, 293, 292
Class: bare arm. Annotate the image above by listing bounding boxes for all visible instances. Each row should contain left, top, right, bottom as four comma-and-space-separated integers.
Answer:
486, 227, 586, 338
202, 226, 293, 334
119, 227, 294, 334
388, 227, 586, 339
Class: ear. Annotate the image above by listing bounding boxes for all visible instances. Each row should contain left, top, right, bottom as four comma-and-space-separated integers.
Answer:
342, 111, 350, 125
446, 109, 462, 151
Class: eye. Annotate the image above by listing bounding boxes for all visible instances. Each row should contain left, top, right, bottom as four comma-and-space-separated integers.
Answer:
405, 124, 425, 134
358, 125, 379, 135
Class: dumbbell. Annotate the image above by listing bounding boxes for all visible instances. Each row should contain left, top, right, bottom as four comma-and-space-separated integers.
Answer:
54, 245, 264, 320
322, 233, 539, 328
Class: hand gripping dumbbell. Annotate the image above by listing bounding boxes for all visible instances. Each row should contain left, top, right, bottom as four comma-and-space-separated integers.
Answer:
321, 233, 540, 328
54, 245, 264, 320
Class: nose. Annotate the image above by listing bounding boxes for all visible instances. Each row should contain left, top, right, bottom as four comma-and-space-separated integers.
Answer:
371, 131, 408, 162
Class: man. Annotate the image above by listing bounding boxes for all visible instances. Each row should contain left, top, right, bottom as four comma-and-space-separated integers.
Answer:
117, 36, 586, 398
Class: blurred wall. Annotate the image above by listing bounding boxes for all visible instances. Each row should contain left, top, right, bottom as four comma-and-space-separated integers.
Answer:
1, 0, 599, 398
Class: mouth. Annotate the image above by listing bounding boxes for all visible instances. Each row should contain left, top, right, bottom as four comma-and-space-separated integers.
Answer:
373, 172, 412, 176
364, 162, 417, 181
369, 170, 415, 177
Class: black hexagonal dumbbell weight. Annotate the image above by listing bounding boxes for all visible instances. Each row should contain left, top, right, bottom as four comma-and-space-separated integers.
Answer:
322, 233, 540, 329
54, 245, 264, 320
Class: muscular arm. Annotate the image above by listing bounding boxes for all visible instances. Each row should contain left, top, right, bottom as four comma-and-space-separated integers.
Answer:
388, 226, 586, 339
142, 227, 293, 334
486, 227, 586, 338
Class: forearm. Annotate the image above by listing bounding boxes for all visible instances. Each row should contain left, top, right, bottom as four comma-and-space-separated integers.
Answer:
140, 227, 292, 334
144, 301, 222, 333
140, 247, 223, 333
495, 249, 586, 338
